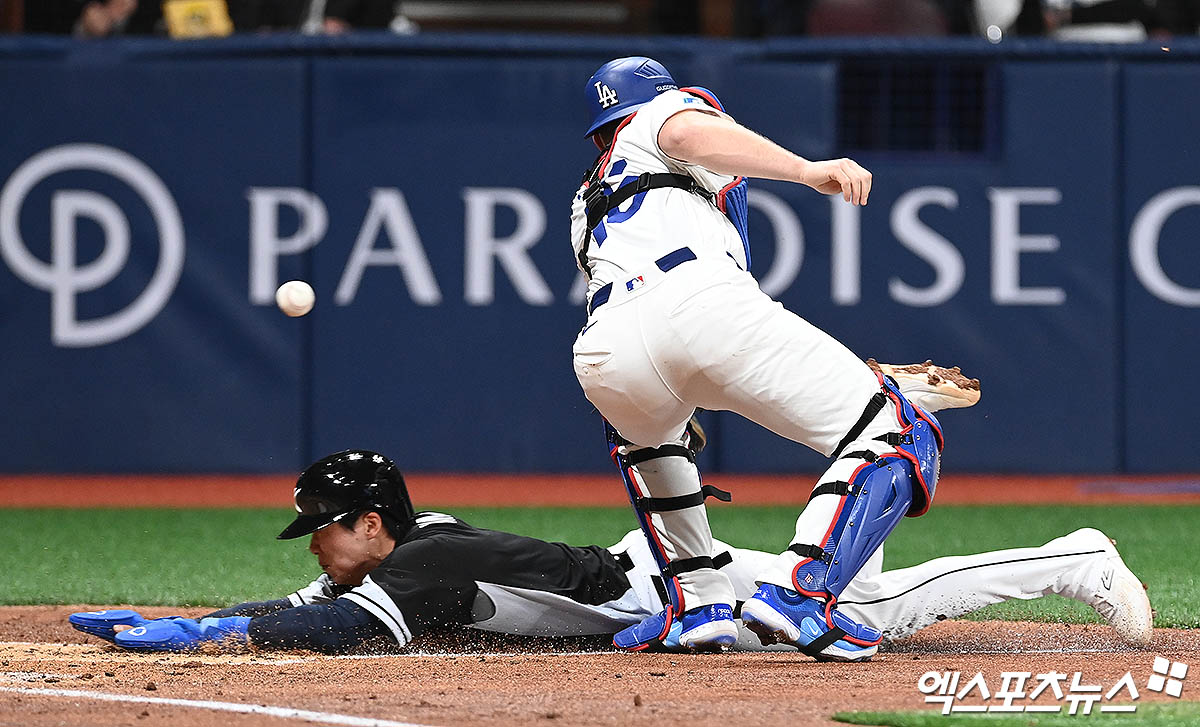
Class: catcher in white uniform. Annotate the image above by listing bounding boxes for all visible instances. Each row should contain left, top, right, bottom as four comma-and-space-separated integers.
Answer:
606, 369, 1153, 652
571, 56, 960, 660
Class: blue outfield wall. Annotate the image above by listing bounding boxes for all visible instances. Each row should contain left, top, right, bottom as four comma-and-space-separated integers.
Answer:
1, 35, 1197, 474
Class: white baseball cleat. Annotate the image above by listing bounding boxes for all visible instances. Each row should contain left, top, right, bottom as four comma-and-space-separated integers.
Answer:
1067, 527, 1155, 646
866, 359, 981, 412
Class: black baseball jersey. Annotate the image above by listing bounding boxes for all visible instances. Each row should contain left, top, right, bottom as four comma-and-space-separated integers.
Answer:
323, 512, 638, 646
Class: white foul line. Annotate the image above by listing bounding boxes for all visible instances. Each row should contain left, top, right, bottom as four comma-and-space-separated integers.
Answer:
0, 641, 603, 662
0, 685, 436, 727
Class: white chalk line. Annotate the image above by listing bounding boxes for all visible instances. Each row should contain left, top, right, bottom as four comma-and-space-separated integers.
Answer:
6, 641, 1148, 659
0, 671, 72, 682
0, 641, 601, 662
261, 651, 600, 664
896, 647, 1125, 656
0, 685, 436, 727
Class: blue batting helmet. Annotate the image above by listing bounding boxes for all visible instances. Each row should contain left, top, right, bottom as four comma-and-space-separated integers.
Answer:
584, 56, 678, 137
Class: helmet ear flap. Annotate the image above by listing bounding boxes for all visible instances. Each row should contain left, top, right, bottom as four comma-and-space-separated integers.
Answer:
373, 458, 415, 532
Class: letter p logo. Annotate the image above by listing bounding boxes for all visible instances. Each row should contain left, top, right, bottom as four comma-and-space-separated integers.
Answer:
0, 144, 185, 347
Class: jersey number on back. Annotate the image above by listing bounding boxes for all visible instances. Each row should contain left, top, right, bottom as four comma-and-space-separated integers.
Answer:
593, 160, 646, 246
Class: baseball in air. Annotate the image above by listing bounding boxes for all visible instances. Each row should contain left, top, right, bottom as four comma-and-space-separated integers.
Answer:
275, 280, 315, 317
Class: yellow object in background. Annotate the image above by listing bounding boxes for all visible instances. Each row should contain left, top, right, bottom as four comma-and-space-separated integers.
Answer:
162, 0, 234, 38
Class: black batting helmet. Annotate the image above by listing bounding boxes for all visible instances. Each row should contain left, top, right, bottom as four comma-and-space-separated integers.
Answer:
277, 449, 416, 540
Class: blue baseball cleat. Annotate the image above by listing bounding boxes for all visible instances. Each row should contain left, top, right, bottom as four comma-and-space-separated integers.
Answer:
68, 609, 152, 643
614, 603, 737, 652
614, 607, 676, 651
114, 619, 201, 651
677, 603, 738, 652
740, 585, 880, 662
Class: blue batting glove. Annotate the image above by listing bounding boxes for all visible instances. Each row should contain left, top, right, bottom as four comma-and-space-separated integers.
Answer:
114, 616, 250, 652
68, 609, 152, 643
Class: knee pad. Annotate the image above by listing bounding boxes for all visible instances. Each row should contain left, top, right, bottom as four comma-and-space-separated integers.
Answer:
835, 373, 943, 514
875, 373, 943, 516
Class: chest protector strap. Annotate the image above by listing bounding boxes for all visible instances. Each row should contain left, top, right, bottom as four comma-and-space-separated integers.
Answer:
584, 171, 712, 232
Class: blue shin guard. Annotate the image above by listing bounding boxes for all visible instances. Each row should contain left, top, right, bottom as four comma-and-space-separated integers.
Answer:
743, 378, 944, 658
792, 377, 944, 601
604, 420, 682, 612
747, 455, 915, 658
603, 418, 735, 652
791, 457, 917, 600
776, 455, 916, 655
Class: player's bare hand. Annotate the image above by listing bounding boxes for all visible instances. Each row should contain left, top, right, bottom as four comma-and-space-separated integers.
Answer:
800, 158, 872, 206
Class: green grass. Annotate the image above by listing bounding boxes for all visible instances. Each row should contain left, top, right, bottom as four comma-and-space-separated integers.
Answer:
0, 504, 1196, 628
834, 701, 1200, 726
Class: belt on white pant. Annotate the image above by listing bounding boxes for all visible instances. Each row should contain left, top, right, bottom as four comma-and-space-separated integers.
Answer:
587, 246, 697, 315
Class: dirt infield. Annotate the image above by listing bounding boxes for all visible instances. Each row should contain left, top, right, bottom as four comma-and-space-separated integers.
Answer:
2, 606, 1196, 727
4, 478, 1197, 724
2, 473, 1200, 507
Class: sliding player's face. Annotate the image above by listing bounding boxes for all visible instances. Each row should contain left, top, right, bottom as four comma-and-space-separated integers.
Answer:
308, 514, 376, 585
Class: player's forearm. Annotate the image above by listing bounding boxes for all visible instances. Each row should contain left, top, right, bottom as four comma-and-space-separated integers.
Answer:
202, 599, 293, 620
247, 600, 392, 653
658, 111, 809, 184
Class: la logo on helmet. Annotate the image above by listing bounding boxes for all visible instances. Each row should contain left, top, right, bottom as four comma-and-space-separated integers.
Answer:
594, 81, 619, 109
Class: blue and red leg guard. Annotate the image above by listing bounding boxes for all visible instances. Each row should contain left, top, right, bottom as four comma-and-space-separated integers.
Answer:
604, 420, 683, 611
742, 454, 916, 657
756, 378, 944, 656
603, 418, 735, 651
792, 376, 944, 603
789, 456, 916, 603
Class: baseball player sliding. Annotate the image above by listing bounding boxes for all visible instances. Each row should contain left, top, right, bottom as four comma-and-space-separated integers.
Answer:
69, 423, 1154, 655
571, 56, 946, 659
